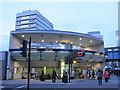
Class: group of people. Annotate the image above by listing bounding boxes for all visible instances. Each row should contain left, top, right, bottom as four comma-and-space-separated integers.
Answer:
97, 68, 110, 85
40, 69, 69, 83
40, 69, 57, 83
39, 68, 111, 85
86, 69, 96, 80
86, 68, 110, 85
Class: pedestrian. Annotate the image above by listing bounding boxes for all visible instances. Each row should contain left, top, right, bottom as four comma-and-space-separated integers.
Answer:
62, 70, 66, 83
91, 70, 95, 80
71, 70, 75, 79
35, 72, 38, 80
64, 71, 68, 83
96, 69, 103, 85
40, 70, 45, 81
86, 69, 91, 79
52, 69, 57, 83
103, 69, 110, 83
22, 68, 25, 79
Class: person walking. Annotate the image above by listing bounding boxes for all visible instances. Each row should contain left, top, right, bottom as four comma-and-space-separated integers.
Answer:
96, 69, 103, 85
87, 69, 91, 79
62, 70, 68, 83
62, 70, 65, 82
52, 69, 57, 83
103, 69, 110, 83
91, 70, 95, 80
40, 70, 45, 81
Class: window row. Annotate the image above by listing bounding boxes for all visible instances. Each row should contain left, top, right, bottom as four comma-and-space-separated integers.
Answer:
107, 52, 120, 59
16, 14, 53, 29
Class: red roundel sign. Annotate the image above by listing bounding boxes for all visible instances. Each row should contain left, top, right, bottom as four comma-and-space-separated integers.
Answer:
78, 49, 85, 57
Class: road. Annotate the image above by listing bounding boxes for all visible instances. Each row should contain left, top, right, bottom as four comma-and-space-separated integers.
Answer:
1, 76, 119, 90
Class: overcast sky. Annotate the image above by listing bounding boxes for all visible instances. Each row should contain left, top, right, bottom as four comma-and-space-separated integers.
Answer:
0, 1, 119, 51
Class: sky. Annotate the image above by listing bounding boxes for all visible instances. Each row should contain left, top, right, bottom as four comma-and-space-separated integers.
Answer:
0, 0, 119, 51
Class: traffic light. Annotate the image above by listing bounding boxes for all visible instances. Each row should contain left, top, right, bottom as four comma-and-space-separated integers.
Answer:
78, 49, 85, 57
64, 56, 69, 64
20, 40, 28, 57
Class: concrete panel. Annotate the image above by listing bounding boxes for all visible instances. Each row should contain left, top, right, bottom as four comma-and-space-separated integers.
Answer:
73, 61, 104, 70
0, 52, 5, 60
10, 34, 22, 49
0, 60, 5, 80
0, 51, 8, 80
13, 60, 60, 68
87, 44, 104, 52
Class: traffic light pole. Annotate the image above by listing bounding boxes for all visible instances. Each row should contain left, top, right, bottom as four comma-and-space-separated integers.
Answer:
68, 44, 73, 83
68, 55, 70, 83
27, 37, 31, 90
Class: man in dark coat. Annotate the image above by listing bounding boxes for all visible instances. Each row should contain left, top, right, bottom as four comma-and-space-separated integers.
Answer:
52, 69, 57, 83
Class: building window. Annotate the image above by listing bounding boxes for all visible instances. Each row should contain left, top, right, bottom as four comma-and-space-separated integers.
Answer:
29, 24, 35, 27
16, 21, 20, 24
20, 25, 29, 28
108, 52, 113, 59
16, 26, 20, 29
21, 20, 29, 24
30, 15, 35, 18
114, 52, 119, 59
107, 49, 112, 51
21, 16, 29, 19
29, 19, 34, 22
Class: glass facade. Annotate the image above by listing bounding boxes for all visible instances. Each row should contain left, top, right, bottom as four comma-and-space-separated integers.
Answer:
105, 47, 120, 61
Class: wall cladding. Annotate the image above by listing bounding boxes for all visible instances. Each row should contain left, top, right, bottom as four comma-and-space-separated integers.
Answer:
73, 61, 104, 70
13, 60, 60, 68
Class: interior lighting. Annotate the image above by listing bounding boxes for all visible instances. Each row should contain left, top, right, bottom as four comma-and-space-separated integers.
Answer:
73, 60, 77, 64
79, 38, 82, 40
71, 42, 73, 44
42, 40, 44, 42
22, 35, 24, 37
90, 40, 92, 42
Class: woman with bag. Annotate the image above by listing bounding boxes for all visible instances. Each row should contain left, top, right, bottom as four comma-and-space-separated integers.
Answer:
103, 69, 110, 83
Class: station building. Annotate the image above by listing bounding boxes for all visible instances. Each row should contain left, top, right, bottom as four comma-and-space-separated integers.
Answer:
7, 10, 107, 80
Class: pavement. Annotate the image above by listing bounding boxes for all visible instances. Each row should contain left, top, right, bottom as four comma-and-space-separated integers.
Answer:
0, 76, 119, 90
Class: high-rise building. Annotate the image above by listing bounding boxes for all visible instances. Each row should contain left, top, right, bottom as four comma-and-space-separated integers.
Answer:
15, 10, 54, 31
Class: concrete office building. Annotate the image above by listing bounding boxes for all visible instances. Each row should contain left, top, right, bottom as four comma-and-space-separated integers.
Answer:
7, 10, 106, 80
16, 10, 54, 31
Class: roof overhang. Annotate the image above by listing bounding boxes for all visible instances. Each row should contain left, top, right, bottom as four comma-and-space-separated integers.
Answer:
10, 30, 104, 47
